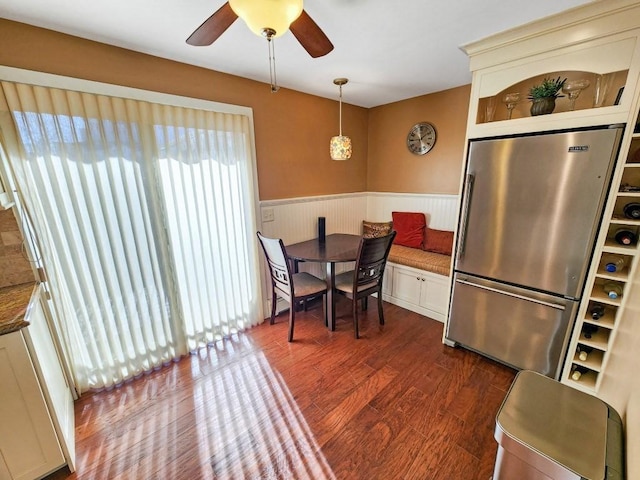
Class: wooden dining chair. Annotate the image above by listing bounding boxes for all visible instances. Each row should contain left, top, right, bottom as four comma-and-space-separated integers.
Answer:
333, 231, 396, 338
257, 232, 328, 342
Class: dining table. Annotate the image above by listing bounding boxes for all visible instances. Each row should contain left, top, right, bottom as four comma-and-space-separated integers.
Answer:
285, 233, 361, 332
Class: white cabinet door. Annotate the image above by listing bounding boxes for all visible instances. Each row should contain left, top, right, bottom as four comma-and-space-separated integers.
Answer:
0, 330, 65, 480
23, 294, 76, 472
392, 267, 423, 305
419, 275, 449, 311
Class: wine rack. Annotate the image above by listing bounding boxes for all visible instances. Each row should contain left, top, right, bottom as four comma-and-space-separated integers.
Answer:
564, 123, 640, 393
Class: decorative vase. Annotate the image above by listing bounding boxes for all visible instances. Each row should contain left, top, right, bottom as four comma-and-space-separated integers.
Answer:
530, 97, 556, 116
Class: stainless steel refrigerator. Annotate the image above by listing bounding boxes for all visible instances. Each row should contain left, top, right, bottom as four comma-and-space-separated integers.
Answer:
445, 125, 624, 379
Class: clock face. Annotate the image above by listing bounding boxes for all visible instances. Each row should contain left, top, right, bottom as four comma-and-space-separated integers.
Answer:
407, 122, 437, 155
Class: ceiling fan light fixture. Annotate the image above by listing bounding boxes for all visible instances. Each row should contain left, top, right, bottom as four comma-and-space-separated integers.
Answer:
330, 78, 352, 161
229, 0, 303, 38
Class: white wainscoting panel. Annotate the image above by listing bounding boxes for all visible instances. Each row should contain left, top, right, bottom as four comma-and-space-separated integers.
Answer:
258, 193, 367, 287
259, 193, 366, 243
257, 192, 460, 318
258, 192, 460, 274
366, 192, 460, 230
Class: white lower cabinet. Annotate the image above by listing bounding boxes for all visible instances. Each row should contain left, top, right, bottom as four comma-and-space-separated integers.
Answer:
383, 262, 450, 322
0, 289, 74, 480
382, 264, 394, 296
0, 330, 64, 480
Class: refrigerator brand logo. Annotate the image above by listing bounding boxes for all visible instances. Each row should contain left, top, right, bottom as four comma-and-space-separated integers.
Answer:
568, 145, 589, 152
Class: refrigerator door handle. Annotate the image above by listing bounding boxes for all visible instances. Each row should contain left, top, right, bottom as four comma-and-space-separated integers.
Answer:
458, 173, 474, 256
455, 278, 566, 311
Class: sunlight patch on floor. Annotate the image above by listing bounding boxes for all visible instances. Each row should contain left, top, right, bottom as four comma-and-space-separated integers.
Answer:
192, 336, 336, 479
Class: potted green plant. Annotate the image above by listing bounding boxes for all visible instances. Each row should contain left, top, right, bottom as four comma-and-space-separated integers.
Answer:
528, 76, 566, 116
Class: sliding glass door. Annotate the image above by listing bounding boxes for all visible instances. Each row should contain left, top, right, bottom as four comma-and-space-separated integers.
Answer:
153, 108, 259, 349
0, 80, 261, 392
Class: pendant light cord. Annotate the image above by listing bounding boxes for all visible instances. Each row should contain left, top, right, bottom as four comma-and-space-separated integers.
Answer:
268, 37, 279, 93
339, 84, 343, 135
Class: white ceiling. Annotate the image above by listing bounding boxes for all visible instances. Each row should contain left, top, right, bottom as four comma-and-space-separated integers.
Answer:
0, 0, 595, 108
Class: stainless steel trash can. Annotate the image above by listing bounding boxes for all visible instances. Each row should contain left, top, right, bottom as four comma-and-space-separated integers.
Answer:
493, 370, 624, 480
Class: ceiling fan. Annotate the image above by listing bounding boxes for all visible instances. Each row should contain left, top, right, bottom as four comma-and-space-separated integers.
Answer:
186, 0, 334, 58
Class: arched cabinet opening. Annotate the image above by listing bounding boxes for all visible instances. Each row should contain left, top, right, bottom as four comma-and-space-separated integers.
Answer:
477, 69, 628, 124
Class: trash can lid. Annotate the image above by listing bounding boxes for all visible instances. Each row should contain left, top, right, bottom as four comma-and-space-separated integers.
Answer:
496, 370, 608, 479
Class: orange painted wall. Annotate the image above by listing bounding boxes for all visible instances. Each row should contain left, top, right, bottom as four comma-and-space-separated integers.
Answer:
0, 19, 469, 199
0, 19, 368, 201
367, 85, 471, 194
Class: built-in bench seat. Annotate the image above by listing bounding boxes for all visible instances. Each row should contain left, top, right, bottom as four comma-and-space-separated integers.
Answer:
383, 243, 452, 323
365, 212, 454, 322
387, 244, 451, 276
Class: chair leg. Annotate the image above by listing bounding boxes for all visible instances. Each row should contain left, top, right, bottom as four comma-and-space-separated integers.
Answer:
362, 297, 368, 311
288, 302, 295, 342
270, 286, 277, 325
353, 298, 360, 339
323, 293, 328, 328
377, 290, 385, 326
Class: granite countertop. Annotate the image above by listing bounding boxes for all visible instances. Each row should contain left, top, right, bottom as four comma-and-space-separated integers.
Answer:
0, 282, 38, 335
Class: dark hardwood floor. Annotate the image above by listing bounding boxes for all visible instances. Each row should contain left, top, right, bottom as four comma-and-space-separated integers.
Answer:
46, 298, 516, 480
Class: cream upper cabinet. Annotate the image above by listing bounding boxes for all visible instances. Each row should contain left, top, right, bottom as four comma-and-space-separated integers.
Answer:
461, 1, 640, 140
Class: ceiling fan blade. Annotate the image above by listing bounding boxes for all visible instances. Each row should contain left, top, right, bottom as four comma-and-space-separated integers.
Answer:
186, 2, 238, 46
289, 10, 334, 58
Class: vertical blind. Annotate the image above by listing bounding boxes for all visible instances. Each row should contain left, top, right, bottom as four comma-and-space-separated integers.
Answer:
0, 81, 261, 392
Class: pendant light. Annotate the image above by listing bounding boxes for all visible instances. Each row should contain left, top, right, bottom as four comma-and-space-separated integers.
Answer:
330, 78, 352, 161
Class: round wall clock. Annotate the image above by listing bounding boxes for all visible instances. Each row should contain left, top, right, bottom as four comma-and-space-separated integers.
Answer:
406, 122, 437, 155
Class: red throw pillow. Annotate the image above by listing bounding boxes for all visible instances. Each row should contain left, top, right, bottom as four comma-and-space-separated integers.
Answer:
391, 212, 426, 248
423, 227, 454, 255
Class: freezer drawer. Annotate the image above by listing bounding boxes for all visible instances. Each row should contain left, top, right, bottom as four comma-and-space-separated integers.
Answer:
445, 273, 578, 378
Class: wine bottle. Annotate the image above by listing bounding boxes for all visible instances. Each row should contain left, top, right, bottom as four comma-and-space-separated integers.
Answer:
577, 345, 593, 362
623, 202, 640, 219
603, 282, 623, 299
582, 324, 599, 339
590, 304, 605, 320
605, 257, 626, 273
571, 365, 588, 381
614, 229, 638, 246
